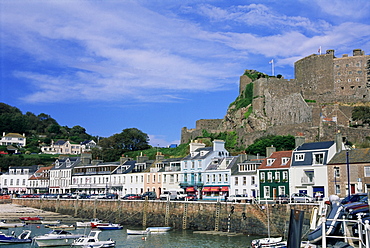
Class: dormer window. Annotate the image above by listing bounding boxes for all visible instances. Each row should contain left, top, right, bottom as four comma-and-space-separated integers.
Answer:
66, 158, 71, 167
281, 157, 290, 165
55, 160, 60, 168
295, 153, 305, 161
313, 153, 325, 165
267, 159, 275, 166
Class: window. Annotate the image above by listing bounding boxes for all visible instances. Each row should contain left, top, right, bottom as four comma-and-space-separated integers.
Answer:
278, 186, 285, 195
313, 153, 324, 165
281, 157, 289, 165
283, 171, 288, 181
335, 185, 340, 194
364, 167, 370, 177
264, 186, 270, 198
295, 154, 304, 161
334, 167, 340, 177
207, 175, 210, 182
267, 159, 275, 166
243, 176, 247, 185
218, 174, 222, 182
275, 172, 280, 182
260, 172, 265, 182
225, 174, 228, 182
212, 174, 216, 182
235, 177, 239, 185
267, 172, 272, 182
251, 176, 255, 185
184, 162, 187, 169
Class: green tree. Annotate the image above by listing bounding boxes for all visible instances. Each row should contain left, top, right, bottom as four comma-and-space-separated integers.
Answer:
352, 106, 370, 124
246, 135, 295, 156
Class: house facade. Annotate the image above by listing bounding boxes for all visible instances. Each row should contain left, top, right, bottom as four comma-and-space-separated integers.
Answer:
289, 134, 344, 199
0, 165, 38, 194
0, 132, 26, 147
258, 150, 292, 201
327, 148, 370, 198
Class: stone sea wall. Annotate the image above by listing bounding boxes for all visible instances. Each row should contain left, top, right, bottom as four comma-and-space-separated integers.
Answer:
13, 198, 316, 237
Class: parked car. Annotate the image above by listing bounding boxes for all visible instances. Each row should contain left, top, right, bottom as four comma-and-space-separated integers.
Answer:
341, 193, 367, 205
142, 191, 157, 200
122, 194, 142, 200
275, 194, 289, 204
291, 193, 314, 203
90, 194, 106, 199
186, 193, 198, 201
227, 194, 243, 203
105, 193, 118, 199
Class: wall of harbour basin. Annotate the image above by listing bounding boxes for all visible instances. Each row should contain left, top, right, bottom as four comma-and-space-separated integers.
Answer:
13, 199, 316, 237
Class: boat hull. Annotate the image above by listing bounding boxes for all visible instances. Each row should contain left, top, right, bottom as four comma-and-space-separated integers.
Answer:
35, 237, 81, 247
126, 229, 149, 235
146, 227, 171, 232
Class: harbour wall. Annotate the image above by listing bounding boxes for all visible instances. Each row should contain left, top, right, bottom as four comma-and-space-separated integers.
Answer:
13, 199, 316, 237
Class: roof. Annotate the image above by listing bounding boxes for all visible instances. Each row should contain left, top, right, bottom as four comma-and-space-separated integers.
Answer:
182, 147, 213, 160
328, 148, 370, 164
4, 133, 25, 138
295, 141, 334, 151
259, 150, 292, 170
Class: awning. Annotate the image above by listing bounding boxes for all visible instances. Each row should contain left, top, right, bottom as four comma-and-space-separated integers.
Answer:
210, 187, 220, 192
186, 187, 195, 192
220, 186, 229, 192
202, 187, 211, 192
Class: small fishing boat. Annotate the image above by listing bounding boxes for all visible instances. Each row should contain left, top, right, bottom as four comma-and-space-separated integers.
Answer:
97, 223, 123, 230
19, 216, 44, 221
41, 220, 61, 225
77, 218, 102, 228
71, 230, 115, 247
251, 237, 286, 247
34, 229, 84, 247
91, 222, 110, 228
0, 220, 25, 228
146, 227, 172, 233
48, 224, 76, 230
0, 230, 32, 244
126, 229, 150, 235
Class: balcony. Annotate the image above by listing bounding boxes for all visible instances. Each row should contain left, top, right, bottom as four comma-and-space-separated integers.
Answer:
301, 176, 315, 185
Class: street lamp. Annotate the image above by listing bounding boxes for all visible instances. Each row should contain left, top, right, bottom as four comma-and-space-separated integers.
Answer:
334, 166, 339, 195
346, 149, 351, 197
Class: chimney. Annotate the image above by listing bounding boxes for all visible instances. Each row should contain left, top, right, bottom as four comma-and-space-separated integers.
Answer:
295, 135, 305, 148
335, 131, 343, 153
189, 140, 206, 153
156, 152, 164, 161
81, 152, 92, 165
266, 145, 276, 158
213, 140, 225, 151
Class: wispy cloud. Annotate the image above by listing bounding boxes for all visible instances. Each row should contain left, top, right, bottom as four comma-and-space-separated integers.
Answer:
1, 1, 369, 105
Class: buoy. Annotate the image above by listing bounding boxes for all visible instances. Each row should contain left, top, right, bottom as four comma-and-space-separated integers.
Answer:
142, 237, 146, 240
37, 226, 40, 228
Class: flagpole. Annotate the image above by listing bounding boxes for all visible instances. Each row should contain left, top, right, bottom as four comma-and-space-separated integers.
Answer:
269, 59, 274, 76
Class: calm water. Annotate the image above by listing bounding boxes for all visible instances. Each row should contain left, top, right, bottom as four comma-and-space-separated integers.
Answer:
2, 224, 257, 248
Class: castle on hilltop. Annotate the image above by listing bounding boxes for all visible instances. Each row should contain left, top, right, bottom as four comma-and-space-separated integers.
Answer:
181, 49, 370, 147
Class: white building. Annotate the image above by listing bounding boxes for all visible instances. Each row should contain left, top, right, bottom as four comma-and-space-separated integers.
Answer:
0, 132, 26, 147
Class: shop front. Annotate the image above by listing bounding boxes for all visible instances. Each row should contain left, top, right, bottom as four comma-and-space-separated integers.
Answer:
202, 186, 228, 201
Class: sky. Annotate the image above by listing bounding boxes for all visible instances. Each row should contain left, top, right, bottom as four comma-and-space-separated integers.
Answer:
1, 0, 370, 147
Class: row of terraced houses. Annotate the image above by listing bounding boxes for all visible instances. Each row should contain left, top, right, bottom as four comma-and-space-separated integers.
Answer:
1, 132, 370, 201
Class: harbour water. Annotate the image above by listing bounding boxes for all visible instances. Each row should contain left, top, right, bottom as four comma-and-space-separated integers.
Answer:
2, 224, 257, 248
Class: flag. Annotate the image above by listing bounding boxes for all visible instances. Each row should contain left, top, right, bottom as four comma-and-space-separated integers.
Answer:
269, 59, 273, 64
318, 46, 321, 55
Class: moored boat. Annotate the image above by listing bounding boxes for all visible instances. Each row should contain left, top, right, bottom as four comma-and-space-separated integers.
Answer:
146, 226, 171, 233
97, 223, 123, 230
126, 229, 150, 235
48, 224, 76, 230
0, 220, 25, 228
41, 220, 61, 225
19, 216, 44, 221
34, 229, 84, 247
0, 230, 32, 244
71, 230, 115, 247
251, 237, 286, 248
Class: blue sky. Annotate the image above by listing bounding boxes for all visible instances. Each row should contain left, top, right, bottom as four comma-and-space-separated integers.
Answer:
1, 0, 369, 147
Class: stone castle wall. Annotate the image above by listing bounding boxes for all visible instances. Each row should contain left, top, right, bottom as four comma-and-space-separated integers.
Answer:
181, 49, 370, 146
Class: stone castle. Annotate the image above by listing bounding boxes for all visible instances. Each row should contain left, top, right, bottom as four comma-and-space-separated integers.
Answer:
181, 49, 370, 147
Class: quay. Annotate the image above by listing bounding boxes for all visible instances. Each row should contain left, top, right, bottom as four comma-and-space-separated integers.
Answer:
12, 198, 317, 237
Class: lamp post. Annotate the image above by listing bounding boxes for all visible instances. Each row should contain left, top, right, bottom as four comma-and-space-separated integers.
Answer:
346, 149, 351, 197
334, 166, 338, 195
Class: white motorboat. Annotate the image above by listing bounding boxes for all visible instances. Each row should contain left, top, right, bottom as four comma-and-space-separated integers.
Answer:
34, 229, 84, 247
146, 226, 171, 233
251, 237, 286, 247
41, 220, 61, 225
76, 218, 102, 228
71, 230, 115, 247
126, 229, 150, 235
0, 221, 25, 228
